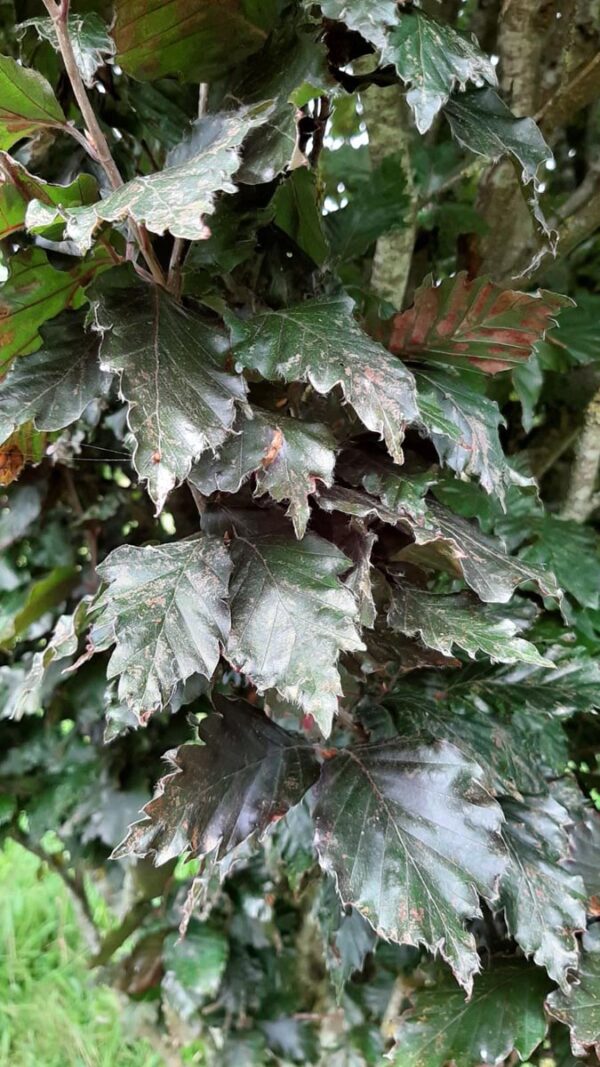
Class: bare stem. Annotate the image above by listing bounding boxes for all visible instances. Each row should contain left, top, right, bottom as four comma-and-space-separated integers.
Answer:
41, 0, 166, 288
561, 385, 600, 523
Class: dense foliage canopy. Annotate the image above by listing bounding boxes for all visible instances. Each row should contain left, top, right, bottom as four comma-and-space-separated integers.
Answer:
1, 0, 600, 1063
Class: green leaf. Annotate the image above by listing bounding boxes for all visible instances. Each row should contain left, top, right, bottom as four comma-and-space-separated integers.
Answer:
0, 312, 110, 444
313, 738, 506, 991
338, 448, 436, 525
325, 155, 410, 261
400, 500, 560, 604
0, 247, 111, 366
499, 793, 586, 989
319, 879, 377, 998
0, 566, 78, 649
273, 169, 329, 266
9, 598, 90, 720
0, 154, 97, 240
162, 921, 229, 1018
112, 0, 275, 81
564, 810, 600, 912
416, 368, 532, 501
93, 277, 247, 512
225, 511, 363, 736
92, 535, 232, 722
445, 86, 551, 189
389, 961, 550, 1066
384, 9, 497, 134
443, 657, 600, 720
503, 515, 600, 610
189, 408, 336, 539
0, 54, 65, 151
0, 484, 42, 550
388, 586, 550, 666
18, 13, 115, 88
230, 295, 418, 464
68, 105, 271, 246
546, 925, 600, 1059
390, 273, 570, 374
318, 0, 396, 51
114, 697, 319, 864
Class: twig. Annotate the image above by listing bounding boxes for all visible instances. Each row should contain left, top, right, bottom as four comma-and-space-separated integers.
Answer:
9, 826, 100, 953
166, 237, 188, 300
309, 95, 330, 168
89, 899, 154, 967
41, 0, 166, 288
561, 385, 600, 522
61, 467, 99, 587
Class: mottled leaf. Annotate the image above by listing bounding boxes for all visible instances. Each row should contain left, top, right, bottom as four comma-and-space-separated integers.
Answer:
189, 408, 336, 539
389, 961, 550, 1066
416, 368, 533, 501
114, 698, 319, 865
546, 925, 600, 1058
499, 794, 586, 989
385, 10, 497, 134
0, 54, 65, 151
67, 105, 270, 247
162, 921, 228, 1017
18, 13, 115, 88
225, 511, 363, 736
92, 535, 232, 722
230, 296, 418, 464
400, 500, 560, 604
93, 278, 247, 512
388, 586, 549, 666
318, 0, 396, 51
565, 811, 600, 914
313, 738, 506, 991
112, 0, 274, 81
443, 657, 600, 720
390, 273, 570, 374
0, 312, 110, 444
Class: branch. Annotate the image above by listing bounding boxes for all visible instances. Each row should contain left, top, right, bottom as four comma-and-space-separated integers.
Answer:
10, 826, 100, 953
89, 899, 154, 967
41, 0, 166, 288
561, 385, 600, 523
360, 84, 417, 308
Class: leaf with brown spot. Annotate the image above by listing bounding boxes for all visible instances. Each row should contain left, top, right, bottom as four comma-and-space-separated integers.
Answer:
390, 273, 571, 374
91, 534, 232, 722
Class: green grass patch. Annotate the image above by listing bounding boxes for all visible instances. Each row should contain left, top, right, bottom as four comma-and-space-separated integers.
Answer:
0, 838, 163, 1067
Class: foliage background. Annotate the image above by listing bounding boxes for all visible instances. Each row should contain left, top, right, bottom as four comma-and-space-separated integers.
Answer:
0, 0, 600, 1065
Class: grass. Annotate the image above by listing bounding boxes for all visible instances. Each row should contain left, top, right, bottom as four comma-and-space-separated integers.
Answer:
0, 838, 165, 1067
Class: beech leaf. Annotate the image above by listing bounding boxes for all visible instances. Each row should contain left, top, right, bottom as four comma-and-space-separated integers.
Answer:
113, 698, 320, 865
499, 793, 586, 990
313, 738, 506, 991
0, 54, 65, 151
390, 273, 571, 374
93, 278, 247, 512
229, 295, 418, 464
92, 535, 232, 723
388, 586, 550, 666
546, 925, 600, 1059
225, 511, 363, 737
389, 961, 550, 1066
190, 408, 336, 539
0, 312, 110, 444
